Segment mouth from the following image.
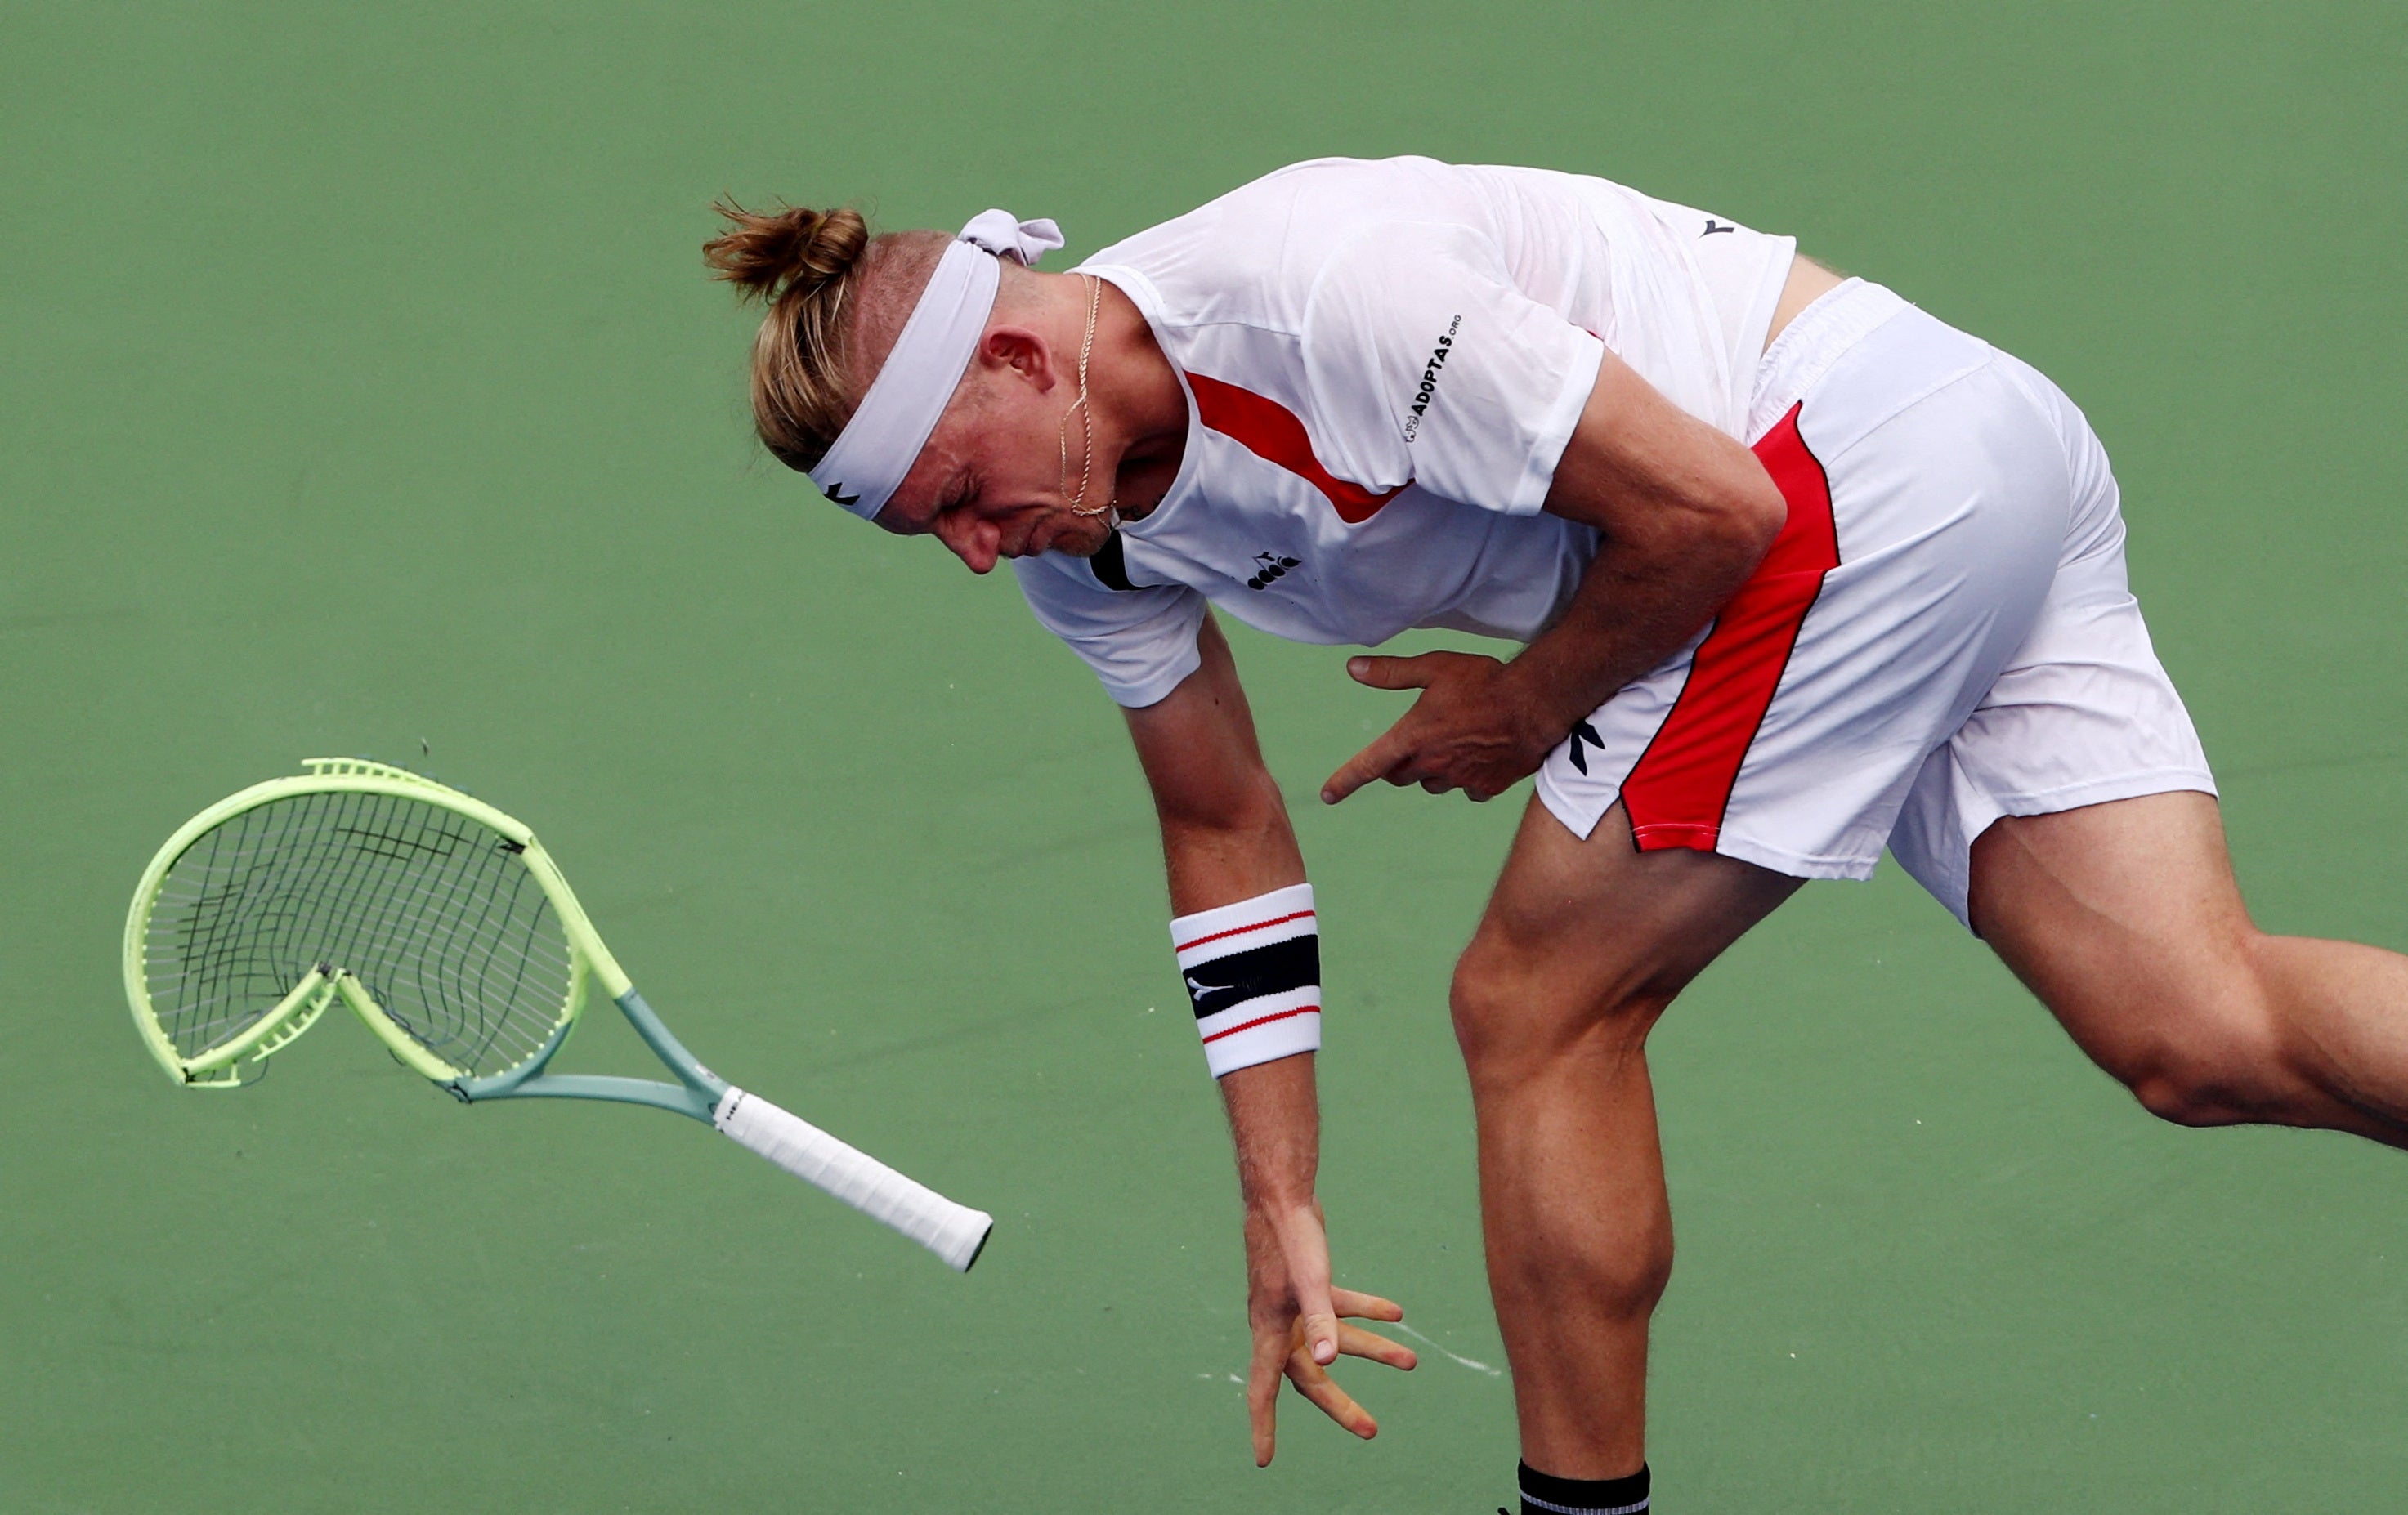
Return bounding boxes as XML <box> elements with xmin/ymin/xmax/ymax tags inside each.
<box><xmin>1015</xmin><ymin>519</ymin><xmax>1066</xmax><ymax>559</ymax></box>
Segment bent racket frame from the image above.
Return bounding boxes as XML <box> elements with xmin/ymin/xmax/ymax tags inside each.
<box><xmin>124</xmin><ymin>758</ymin><xmax>993</xmax><ymax>1271</ymax></box>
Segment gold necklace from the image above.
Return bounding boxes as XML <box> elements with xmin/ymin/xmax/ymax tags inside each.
<box><xmin>1060</xmin><ymin>274</ymin><xmax>1120</xmax><ymax>526</ymax></box>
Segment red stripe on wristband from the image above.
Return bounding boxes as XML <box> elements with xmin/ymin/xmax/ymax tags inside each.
<box><xmin>1199</xmin><ymin>1005</ymin><xmax>1321</xmax><ymax>1044</ymax></box>
<box><xmin>1174</xmin><ymin>909</ymin><xmax>1316</xmax><ymax>954</ymax></box>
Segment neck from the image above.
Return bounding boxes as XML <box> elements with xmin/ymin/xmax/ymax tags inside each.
<box><xmin>1078</xmin><ymin>277</ymin><xmax>1188</xmax><ymax>521</ymax></box>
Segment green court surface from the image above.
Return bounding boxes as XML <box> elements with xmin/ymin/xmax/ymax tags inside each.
<box><xmin>5</xmin><ymin>4</ymin><xmax>2405</xmax><ymax>1510</ymax></box>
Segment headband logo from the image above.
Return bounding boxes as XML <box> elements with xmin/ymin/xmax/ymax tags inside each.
<box><xmin>824</xmin><ymin>485</ymin><xmax>860</xmax><ymax>509</ymax></box>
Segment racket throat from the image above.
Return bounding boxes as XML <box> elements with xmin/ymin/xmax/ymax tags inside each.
<box><xmin>447</xmin><ymin>989</ymin><xmax>727</xmax><ymax>1124</ymax></box>
<box><xmin>611</xmin><ymin>989</ymin><xmax>725</xmax><ymax>1100</ymax></box>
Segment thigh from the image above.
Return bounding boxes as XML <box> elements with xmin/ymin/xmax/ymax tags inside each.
<box><xmin>1887</xmin><ymin>352</ymin><xmax>2218</xmax><ymax>927</ymax></box>
<box><xmin>1968</xmin><ymin>790</ymin><xmax>2254</xmax><ymax>1067</ymax></box>
<box><xmin>1461</xmin><ymin>798</ymin><xmax>1802</xmax><ymax>1059</ymax></box>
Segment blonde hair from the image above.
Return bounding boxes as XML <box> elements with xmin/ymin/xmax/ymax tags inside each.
<box><xmin>703</xmin><ymin>201</ymin><xmax>941</xmax><ymax>474</ymax></box>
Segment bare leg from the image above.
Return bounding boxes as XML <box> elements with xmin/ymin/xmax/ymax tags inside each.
<box><xmin>1971</xmin><ymin>790</ymin><xmax>2408</xmax><ymax>1142</ymax></box>
<box><xmin>1453</xmin><ymin>800</ymin><xmax>1800</xmax><ymax>1478</ymax></box>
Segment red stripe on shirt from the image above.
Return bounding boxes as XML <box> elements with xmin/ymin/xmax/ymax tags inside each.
<box><xmin>1186</xmin><ymin>372</ymin><xmax>1408</xmax><ymax>523</ymax></box>
<box><xmin>1201</xmin><ymin>1005</ymin><xmax>1322</xmax><ymax>1044</ymax></box>
<box><xmin>1618</xmin><ymin>402</ymin><xmax>1840</xmax><ymax>852</ymax></box>
<box><xmin>1174</xmin><ymin>909</ymin><xmax>1317</xmax><ymax>955</ymax></box>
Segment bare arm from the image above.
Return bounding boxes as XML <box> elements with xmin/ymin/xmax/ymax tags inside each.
<box><xmin>1322</xmin><ymin>345</ymin><xmax>1787</xmax><ymax>803</ymax></box>
<box><xmin>1126</xmin><ymin>613</ymin><xmax>1306</xmax><ymax>911</ymax></box>
<box><xmin>1124</xmin><ymin>614</ymin><xmax>1414</xmax><ymax>1464</ymax></box>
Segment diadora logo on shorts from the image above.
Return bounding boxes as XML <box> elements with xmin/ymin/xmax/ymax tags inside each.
<box><xmin>1246</xmin><ymin>551</ymin><xmax>1300</xmax><ymax>591</ymax></box>
<box><xmin>1564</xmin><ymin>719</ymin><xmax>1608</xmax><ymax>775</ymax></box>
<box><xmin>1399</xmin><ymin>314</ymin><xmax>1463</xmax><ymax>442</ymax></box>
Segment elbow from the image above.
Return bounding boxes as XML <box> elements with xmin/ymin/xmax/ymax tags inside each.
<box><xmin>1721</xmin><ymin>467</ymin><xmax>1787</xmax><ymax>570</ymax></box>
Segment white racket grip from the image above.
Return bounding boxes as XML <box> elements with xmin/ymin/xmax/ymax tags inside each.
<box><xmin>711</xmin><ymin>1087</ymin><xmax>993</xmax><ymax>1271</ymax></box>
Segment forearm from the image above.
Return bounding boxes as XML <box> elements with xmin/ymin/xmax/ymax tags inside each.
<box><xmin>1158</xmin><ymin>790</ymin><xmax>1305</xmax><ymax>915</ymax></box>
<box><xmin>1509</xmin><ymin>343</ymin><xmax>1788</xmax><ymax>733</ymax></box>
<box><xmin>1219</xmin><ymin>1050</ymin><xmax>1320</xmax><ymax>1207</ymax></box>
<box><xmin>1502</xmin><ymin>516</ymin><xmax>1768</xmax><ymax>732</ymax></box>
<box><xmin>1164</xmin><ymin>817</ymin><xmax>1323</xmax><ymax>1166</ymax></box>
<box><xmin>1157</xmin><ymin>784</ymin><xmax>1318</xmax><ymax>1209</ymax></box>
<box><xmin>1129</xmin><ymin>615</ymin><xmax>1324</xmax><ymax>1190</ymax></box>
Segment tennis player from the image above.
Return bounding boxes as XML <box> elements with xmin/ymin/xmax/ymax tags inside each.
<box><xmin>705</xmin><ymin>157</ymin><xmax>2408</xmax><ymax>1515</ymax></box>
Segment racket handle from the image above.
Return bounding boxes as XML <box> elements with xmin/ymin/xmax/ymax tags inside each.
<box><xmin>711</xmin><ymin>1088</ymin><xmax>993</xmax><ymax>1271</ymax></box>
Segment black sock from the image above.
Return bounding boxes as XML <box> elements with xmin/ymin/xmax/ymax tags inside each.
<box><xmin>1515</xmin><ymin>1459</ymin><xmax>1649</xmax><ymax>1515</ymax></box>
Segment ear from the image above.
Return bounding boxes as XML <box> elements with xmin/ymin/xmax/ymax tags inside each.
<box><xmin>978</xmin><ymin>324</ymin><xmax>1057</xmax><ymax>391</ymax></box>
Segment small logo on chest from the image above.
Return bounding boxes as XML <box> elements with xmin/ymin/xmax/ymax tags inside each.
<box><xmin>1246</xmin><ymin>552</ymin><xmax>1301</xmax><ymax>591</ymax></box>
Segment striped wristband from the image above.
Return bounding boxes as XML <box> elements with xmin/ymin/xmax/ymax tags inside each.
<box><xmin>1170</xmin><ymin>883</ymin><xmax>1323</xmax><ymax>1078</ymax></box>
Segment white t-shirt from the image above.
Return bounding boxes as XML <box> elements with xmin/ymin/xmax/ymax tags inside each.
<box><xmin>1014</xmin><ymin>156</ymin><xmax>1797</xmax><ymax>707</ymax></box>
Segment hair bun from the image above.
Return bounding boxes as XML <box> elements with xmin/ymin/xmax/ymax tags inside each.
<box><xmin>703</xmin><ymin>201</ymin><xmax>871</xmax><ymax>303</ymax></box>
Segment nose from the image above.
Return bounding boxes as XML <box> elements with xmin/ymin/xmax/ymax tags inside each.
<box><xmin>933</xmin><ymin>513</ymin><xmax>1002</xmax><ymax>575</ymax></box>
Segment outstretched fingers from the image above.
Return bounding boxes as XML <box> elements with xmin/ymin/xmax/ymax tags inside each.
<box><xmin>1329</xmin><ymin>1288</ymin><xmax>1416</xmax><ymax>1369</ymax></box>
<box><xmin>1332</xmin><ymin>1287</ymin><xmax>1404</xmax><ymax>1321</ymax></box>
<box><xmin>1273</xmin><ymin>1215</ymin><xmax>1342</xmax><ymax>1369</ymax></box>
<box><xmin>1336</xmin><ymin>1321</ymin><xmax>1417</xmax><ymax>1371</ymax></box>
<box><xmin>1247</xmin><ymin>1319</ymin><xmax>1287</xmax><ymax>1467</ymax></box>
<box><xmin>1251</xmin><ymin>1204</ymin><xmax>1340</xmax><ymax>1465</ymax></box>
<box><xmin>1322</xmin><ymin>728</ymin><xmax>1412</xmax><ymax>806</ymax></box>
<box><xmin>1242</xmin><ymin>1209</ymin><xmax>1412</xmax><ymax>1464</ymax></box>
<box><xmin>1323</xmin><ymin>650</ymin><xmax>1511</xmax><ymax>804</ymax></box>
<box><xmin>1283</xmin><ymin>1343</ymin><xmax>1378</xmax><ymax>1441</ymax></box>
<box><xmin>1323</xmin><ymin>655</ymin><xmax>1446</xmax><ymax>803</ymax></box>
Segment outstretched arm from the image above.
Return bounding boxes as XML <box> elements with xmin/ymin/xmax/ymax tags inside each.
<box><xmin>1125</xmin><ymin>613</ymin><xmax>1416</xmax><ymax>1465</ymax></box>
<box><xmin>1323</xmin><ymin>346</ymin><xmax>1787</xmax><ymax>803</ymax></box>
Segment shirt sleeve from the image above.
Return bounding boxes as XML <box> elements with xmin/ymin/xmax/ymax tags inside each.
<box><xmin>1011</xmin><ymin>551</ymin><xmax>1209</xmax><ymax>708</ymax></box>
<box><xmin>1300</xmin><ymin>223</ymin><xmax>1605</xmax><ymax>516</ymax></box>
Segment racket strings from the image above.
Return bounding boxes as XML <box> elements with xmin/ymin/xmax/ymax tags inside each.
<box><xmin>145</xmin><ymin>790</ymin><xmax>575</xmax><ymax>1079</ymax></box>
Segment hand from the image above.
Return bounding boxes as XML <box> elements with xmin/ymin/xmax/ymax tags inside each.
<box><xmin>1322</xmin><ymin>651</ymin><xmax>1564</xmax><ymax>805</ymax></box>
<box><xmin>1244</xmin><ymin>1198</ymin><xmax>1417</xmax><ymax>1466</ymax></box>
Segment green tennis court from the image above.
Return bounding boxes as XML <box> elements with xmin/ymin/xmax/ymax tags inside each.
<box><xmin>5</xmin><ymin>4</ymin><xmax>2403</xmax><ymax>1509</ymax></box>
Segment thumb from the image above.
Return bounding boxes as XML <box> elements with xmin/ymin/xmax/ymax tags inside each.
<box><xmin>1345</xmin><ymin>653</ymin><xmax>1441</xmax><ymax>690</ymax></box>
<box><xmin>1296</xmin><ymin>1285</ymin><xmax>1342</xmax><ymax>1367</ymax></box>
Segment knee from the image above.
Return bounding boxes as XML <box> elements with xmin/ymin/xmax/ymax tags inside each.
<box><xmin>2124</xmin><ymin>1054</ymin><xmax>2271</xmax><ymax>1128</ymax></box>
<box><xmin>1445</xmin><ymin>939</ymin><xmax>1520</xmax><ymax>1075</ymax></box>
<box><xmin>2096</xmin><ymin>957</ymin><xmax>2304</xmax><ymax>1128</ymax></box>
<box><xmin>1448</xmin><ymin>933</ymin><xmax>1665</xmax><ymax>1088</ymax></box>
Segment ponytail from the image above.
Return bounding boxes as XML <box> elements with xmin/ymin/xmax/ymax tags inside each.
<box><xmin>703</xmin><ymin>201</ymin><xmax>875</xmax><ymax>472</ymax></box>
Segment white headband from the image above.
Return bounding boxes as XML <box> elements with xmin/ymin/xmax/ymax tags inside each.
<box><xmin>807</xmin><ymin>208</ymin><xmax>1065</xmax><ymax>521</ymax></box>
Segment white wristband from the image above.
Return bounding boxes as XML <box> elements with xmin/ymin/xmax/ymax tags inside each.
<box><xmin>1170</xmin><ymin>883</ymin><xmax>1321</xmax><ymax>1078</ymax></box>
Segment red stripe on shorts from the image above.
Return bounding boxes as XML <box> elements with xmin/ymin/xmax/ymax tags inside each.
<box><xmin>1618</xmin><ymin>402</ymin><xmax>1838</xmax><ymax>853</ymax></box>
<box><xmin>1187</xmin><ymin>372</ymin><xmax>1408</xmax><ymax>523</ymax></box>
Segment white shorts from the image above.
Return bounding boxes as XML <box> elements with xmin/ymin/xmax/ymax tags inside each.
<box><xmin>1533</xmin><ymin>279</ymin><xmax>2216</xmax><ymax>927</ymax></box>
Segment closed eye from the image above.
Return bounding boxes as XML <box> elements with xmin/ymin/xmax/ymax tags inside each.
<box><xmin>893</xmin><ymin>474</ymin><xmax>973</xmax><ymax>538</ymax></box>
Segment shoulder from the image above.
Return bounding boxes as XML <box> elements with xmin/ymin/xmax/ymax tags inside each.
<box><xmin>1082</xmin><ymin>158</ymin><xmax>1504</xmax><ymax>334</ymax></box>
<box><xmin>1302</xmin><ymin>221</ymin><xmax>1515</xmax><ymax>330</ymax></box>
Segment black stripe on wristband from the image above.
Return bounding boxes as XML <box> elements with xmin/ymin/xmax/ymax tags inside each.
<box><xmin>1181</xmin><ymin>934</ymin><xmax>1320</xmax><ymax>1020</ymax></box>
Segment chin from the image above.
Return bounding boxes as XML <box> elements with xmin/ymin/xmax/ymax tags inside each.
<box><xmin>1054</xmin><ymin>517</ymin><xmax>1111</xmax><ymax>558</ymax></box>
